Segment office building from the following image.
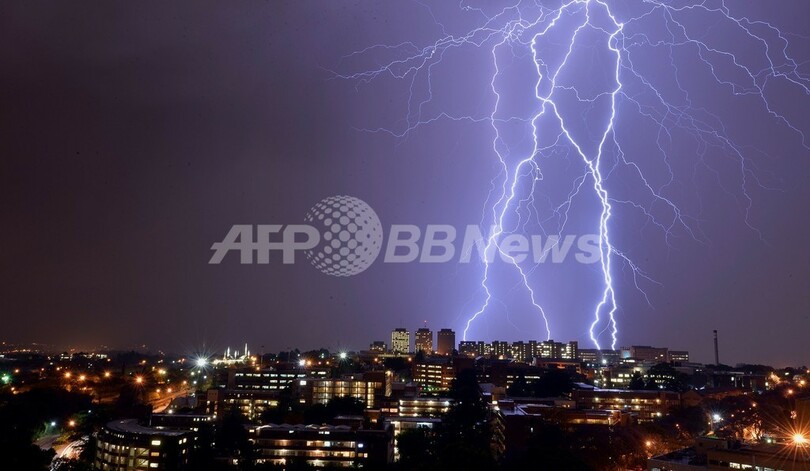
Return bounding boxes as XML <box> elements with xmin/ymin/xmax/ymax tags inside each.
<box><xmin>669</xmin><ymin>350</ymin><xmax>690</xmax><ymax>362</ymax></box>
<box><xmin>572</xmin><ymin>389</ymin><xmax>680</xmax><ymax>422</ymax></box>
<box><xmin>621</xmin><ymin>345</ymin><xmax>669</xmax><ymax>362</ymax></box>
<box><xmin>250</xmin><ymin>423</ymin><xmax>394</xmax><ymax>468</ymax></box>
<box><xmin>580</xmin><ymin>349</ymin><xmax>621</xmax><ymax>366</ymax></box>
<box><xmin>436</xmin><ymin>329</ymin><xmax>455</xmax><ymax>355</ymax></box>
<box><xmin>294</xmin><ymin>373</ymin><xmax>390</xmax><ymax>408</ymax></box>
<box><xmin>412</xmin><ymin>356</ymin><xmax>455</xmax><ymax>391</ymax></box>
<box><xmin>391</xmin><ymin>328</ymin><xmax>410</xmax><ymax>354</ymax></box>
<box><xmin>369</xmin><ymin>341</ymin><xmax>387</xmax><ymax>353</ymax></box>
<box><xmin>459</xmin><ymin>341</ymin><xmax>489</xmax><ymax>357</ymax></box>
<box><xmin>94</xmin><ymin>419</ymin><xmax>194</xmax><ymax>471</ymax></box>
<box><xmin>415</xmin><ymin>328</ymin><xmax>433</xmax><ymax>353</ymax></box>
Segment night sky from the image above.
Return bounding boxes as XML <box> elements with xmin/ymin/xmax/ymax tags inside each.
<box><xmin>1</xmin><ymin>1</ymin><xmax>808</xmax><ymax>366</ymax></box>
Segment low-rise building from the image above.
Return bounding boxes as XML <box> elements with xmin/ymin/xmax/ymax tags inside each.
<box><xmin>572</xmin><ymin>388</ymin><xmax>680</xmax><ymax>422</ymax></box>
<box><xmin>250</xmin><ymin>423</ymin><xmax>394</xmax><ymax>468</ymax></box>
<box><xmin>649</xmin><ymin>437</ymin><xmax>810</xmax><ymax>471</ymax></box>
<box><xmin>94</xmin><ymin>419</ymin><xmax>194</xmax><ymax>471</ymax></box>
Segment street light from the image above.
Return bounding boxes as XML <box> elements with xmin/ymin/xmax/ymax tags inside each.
<box><xmin>793</xmin><ymin>433</ymin><xmax>808</xmax><ymax>445</ymax></box>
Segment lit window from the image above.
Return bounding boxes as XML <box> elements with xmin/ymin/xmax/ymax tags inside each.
<box><xmin>150</xmin><ymin>440</ymin><xmax>161</xmax><ymax>446</ymax></box>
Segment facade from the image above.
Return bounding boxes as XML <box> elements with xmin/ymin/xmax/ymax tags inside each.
<box><xmin>572</xmin><ymin>389</ymin><xmax>681</xmax><ymax>422</ymax></box>
<box><xmin>580</xmin><ymin>349</ymin><xmax>622</xmax><ymax>366</ymax></box>
<box><xmin>457</xmin><ymin>339</ymin><xmax>578</xmax><ymax>361</ymax></box>
<box><xmin>294</xmin><ymin>374</ymin><xmax>390</xmax><ymax>408</ymax></box>
<box><xmin>250</xmin><ymin>423</ymin><xmax>394</xmax><ymax>469</ymax></box>
<box><xmin>398</xmin><ymin>397</ymin><xmax>452</xmax><ymax>417</ymax></box>
<box><xmin>492</xmin><ymin>341</ymin><xmax>510</xmax><ymax>358</ymax></box>
<box><xmin>94</xmin><ymin>419</ymin><xmax>194</xmax><ymax>471</ymax></box>
<box><xmin>669</xmin><ymin>350</ymin><xmax>690</xmax><ymax>362</ymax></box>
<box><xmin>621</xmin><ymin>345</ymin><xmax>669</xmax><ymax>362</ymax></box>
<box><xmin>436</xmin><ymin>329</ymin><xmax>455</xmax><ymax>355</ymax></box>
<box><xmin>369</xmin><ymin>341</ymin><xmax>387</xmax><ymax>353</ymax></box>
<box><xmin>391</xmin><ymin>328</ymin><xmax>410</xmax><ymax>354</ymax></box>
<box><xmin>537</xmin><ymin>340</ymin><xmax>579</xmax><ymax>360</ymax></box>
<box><xmin>414</xmin><ymin>328</ymin><xmax>433</xmax><ymax>353</ymax></box>
<box><xmin>459</xmin><ymin>341</ymin><xmax>490</xmax><ymax>357</ymax></box>
<box><xmin>206</xmin><ymin>388</ymin><xmax>280</xmax><ymax>419</ymax></box>
<box><xmin>412</xmin><ymin>356</ymin><xmax>455</xmax><ymax>391</ymax></box>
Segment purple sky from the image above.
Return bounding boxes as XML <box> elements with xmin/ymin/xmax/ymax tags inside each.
<box><xmin>1</xmin><ymin>1</ymin><xmax>808</xmax><ymax>366</ymax></box>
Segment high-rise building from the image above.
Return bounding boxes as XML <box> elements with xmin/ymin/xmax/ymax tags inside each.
<box><xmin>391</xmin><ymin>328</ymin><xmax>410</xmax><ymax>354</ymax></box>
<box><xmin>369</xmin><ymin>341</ymin><xmax>387</xmax><ymax>353</ymax></box>
<box><xmin>436</xmin><ymin>329</ymin><xmax>455</xmax><ymax>355</ymax></box>
<box><xmin>415</xmin><ymin>328</ymin><xmax>433</xmax><ymax>353</ymax></box>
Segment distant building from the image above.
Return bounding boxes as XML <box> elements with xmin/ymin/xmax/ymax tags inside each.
<box><xmin>250</xmin><ymin>423</ymin><xmax>394</xmax><ymax>469</ymax></box>
<box><xmin>415</xmin><ymin>328</ymin><xmax>433</xmax><ymax>353</ymax></box>
<box><xmin>621</xmin><ymin>345</ymin><xmax>669</xmax><ymax>362</ymax></box>
<box><xmin>436</xmin><ymin>329</ymin><xmax>455</xmax><ymax>355</ymax></box>
<box><xmin>391</xmin><ymin>328</ymin><xmax>410</xmax><ymax>354</ymax></box>
<box><xmin>580</xmin><ymin>349</ymin><xmax>621</xmax><ymax>366</ymax></box>
<box><xmin>572</xmin><ymin>389</ymin><xmax>680</xmax><ymax>422</ymax></box>
<box><xmin>536</xmin><ymin>340</ymin><xmax>579</xmax><ymax>360</ymax></box>
<box><xmin>492</xmin><ymin>341</ymin><xmax>510</xmax><ymax>358</ymax></box>
<box><xmin>669</xmin><ymin>350</ymin><xmax>690</xmax><ymax>362</ymax></box>
<box><xmin>459</xmin><ymin>341</ymin><xmax>489</xmax><ymax>357</ymax></box>
<box><xmin>95</xmin><ymin>419</ymin><xmax>194</xmax><ymax>471</ymax></box>
<box><xmin>457</xmin><ymin>339</ymin><xmax>578</xmax><ymax>361</ymax></box>
<box><xmin>369</xmin><ymin>341</ymin><xmax>387</xmax><ymax>353</ymax></box>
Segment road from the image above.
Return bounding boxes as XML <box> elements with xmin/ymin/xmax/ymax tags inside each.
<box><xmin>149</xmin><ymin>386</ymin><xmax>191</xmax><ymax>412</ymax></box>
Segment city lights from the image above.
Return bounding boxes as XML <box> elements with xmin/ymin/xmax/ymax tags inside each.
<box><xmin>793</xmin><ymin>433</ymin><xmax>808</xmax><ymax>446</ymax></box>
<box><xmin>195</xmin><ymin>358</ymin><xmax>208</xmax><ymax>368</ymax></box>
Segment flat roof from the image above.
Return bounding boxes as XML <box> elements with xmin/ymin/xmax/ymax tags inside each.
<box><xmin>105</xmin><ymin>419</ymin><xmax>189</xmax><ymax>437</ymax></box>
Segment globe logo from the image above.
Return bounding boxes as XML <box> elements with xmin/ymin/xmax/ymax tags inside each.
<box><xmin>304</xmin><ymin>196</ymin><xmax>383</xmax><ymax>276</ymax></box>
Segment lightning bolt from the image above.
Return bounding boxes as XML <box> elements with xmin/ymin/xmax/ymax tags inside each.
<box><xmin>335</xmin><ymin>0</ymin><xmax>809</xmax><ymax>349</ymax></box>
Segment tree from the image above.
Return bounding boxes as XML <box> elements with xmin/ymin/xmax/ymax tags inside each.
<box><xmin>396</xmin><ymin>427</ymin><xmax>435</xmax><ymax>469</ymax></box>
<box><xmin>628</xmin><ymin>372</ymin><xmax>645</xmax><ymax>390</ymax></box>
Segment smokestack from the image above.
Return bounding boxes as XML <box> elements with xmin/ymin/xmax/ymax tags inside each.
<box><xmin>713</xmin><ymin>330</ymin><xmax>720</xmax><ymax>365</ymax></box>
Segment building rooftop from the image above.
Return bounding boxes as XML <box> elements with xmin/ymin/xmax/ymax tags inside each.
<box><xmin>105</xmin><ymin>419</ymin><xmax>189</xmax><ymax>437</ymax></box>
